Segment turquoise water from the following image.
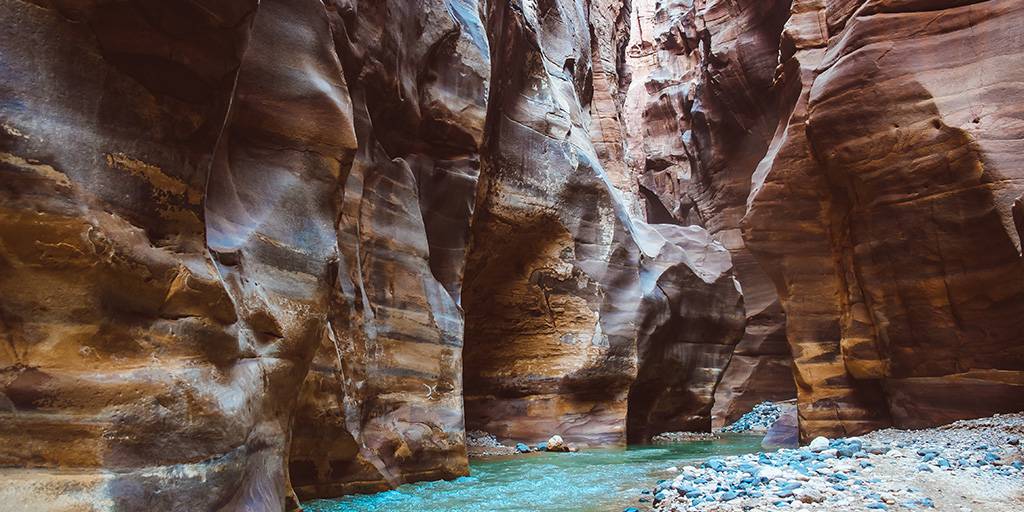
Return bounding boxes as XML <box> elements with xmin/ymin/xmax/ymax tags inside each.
<box><xmin>304</xmin><ymin>434</ymin><xmax>763</xmax><ymax>512</ymax></box>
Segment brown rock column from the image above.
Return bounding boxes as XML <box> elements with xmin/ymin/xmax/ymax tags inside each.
<box><xmin>0</xmin><ymin>0</ymin><xmax>353</xmax><ymax>509</ymax></box>
<box><xmin>745</xmin><ymin>0</ymin><xmax>1024</xmax><ymax>439</ymax></box>
<box><xmin>621</xmin><ymin>0</ymin><xmax>797</xmax><ymax>427</ymax></box>
<box><xmin>287</xmin><ymin>0</ymin><xmax>491</xmax><ymax>499</ymax></box>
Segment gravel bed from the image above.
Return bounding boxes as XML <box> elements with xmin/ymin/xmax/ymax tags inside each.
<box><xmin>639</xmin><ymin>413</ymin><xmax>1024</xmax><ymax>512</ymax></box>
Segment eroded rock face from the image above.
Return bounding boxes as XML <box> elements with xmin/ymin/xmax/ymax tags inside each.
<box><xmin>621</xmin><ymin>0</ymin><xmax>1024</xmax><ymax>439</ymax></box>
<box><xmin>1</xmin><ymin>1</ymin><xmax>335</xmax><ymax>510</ymax></box>
<box><xmin>7</xmin><ymin>0</ymin><xmax>1023</xmax><ymax>507</ymax></box>
<box><xmin>1</xmin><ymin>0</ymin><xmax>749</xmax><ymax>508</ymax></box>
<box><xmin>622</xmin><ymin>0</ymin><xmax>797</xmax><ymax>427</ymax></box>
<box><xmin>627</xmin><ymin>225</ymin><xmax>745</xmax><ymax>442</ymax></box>
<box><xmin>744</xmin><ymin>0</ymin><xmax>1024</xmax><ymax>439</ymax></box>
<box><xmin>461</xmin><ymin>0</ymin><xmax>745</xmax><ymax>446</ymax></box>
<box><xmin>286</xmin><ymin>0</ymin><xmax>490</xmax><ymax>499</ymax></box>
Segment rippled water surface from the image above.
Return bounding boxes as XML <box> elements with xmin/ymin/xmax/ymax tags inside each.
<box><xmin>304</xmin><ymin>434</ymin><xmax>763</xmax><ymax>512</ymax></box>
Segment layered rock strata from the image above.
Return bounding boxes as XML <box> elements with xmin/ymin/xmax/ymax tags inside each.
<box><xmin>622</xmin><ymin>0</ymin><xmax>1024</xmax><ymax>440</ymax></box>
<box><xmin>462</xmin><ymin>0</ymin><xmax>744</xmax><ymax>447</ymax></box>
<box><xmin>742</xmin><ymin>0</ymin><xmax>1024</xmax><ymax>438</ymax></box>
<box><xmin>621</xmin><ymin>0</ymin><xmax>797</xmax><ymax>427</ymax></box>
<box><xmin>5</xmin><ymin>0</ymin><xmax>1024</xmax><ymax>508</ymax></box>
<box><xmin>1</xmin><ymin>0</ymin><xmax>748</xmax><ymax>509</ymax></box>
<box><xmin>286</xmin><ymin>0</ymin><xmax>490</xmax><ymax>499</ymax></box>
<box><xmin>1</xmin><ymin>1</ymin><xmax>329</xmax><ymax>509</ymax></box>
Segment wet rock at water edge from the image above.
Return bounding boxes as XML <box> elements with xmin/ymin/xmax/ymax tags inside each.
<box><xmin>652</xmin><ymin>432</ymin><xmax>721</xmax><ymax>443</ymax></box>
<box><xmin>546</xmin><ymin>435</ymin><xmax>570</xmax><ymax>452</ymax></box>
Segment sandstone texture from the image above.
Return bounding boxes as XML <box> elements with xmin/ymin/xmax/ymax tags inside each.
<box><xmin>620</xmin><ymin>0</ymin><xmax>1024</xmax><ymax>441</ymax></box>
<box><xmin>0</xmin><ymin>0</ymin><xmax>747</xmax><ymax>509</ymax></box>
<box><xmin>462</xmin><ymin>0</ymin><xmax>744</xmax><ymax>448</ymax></box>
<box><xmin>3</xmin><ymin>0</ymin><xmax>1024</xmax><ymax>509</ymax></box>
<box><xmin>286</xmin><ymin>0</ymin><xmax>490</xmax><ymax>499</ymax></box>
<box><xmin>622</xmin><ymin>0</ymin><xmax>798</xmax><ymax>427</ymax></box>
<box><xmin>744</xmin><ymin>0</ymin><xmax>1024</xmax><ymax>439</ymax></box>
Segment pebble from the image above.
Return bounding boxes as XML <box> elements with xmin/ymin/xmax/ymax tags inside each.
<box><xmin>808</xmin><ymin>437</ymin><xmax>830</xmax><ymax>452</ymax></box>
<box><xmin>720</xmin><ymin>401</ymin><xmax>785</xmax><ymax>433</ymax></box>
<box><xmin>644</xmin><ymin>411</ymin><xmax>1024</xmax><ymax>512</ymax></box>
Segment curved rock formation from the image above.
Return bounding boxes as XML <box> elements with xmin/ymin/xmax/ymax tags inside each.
<box><xmin>1</xmin><ymin>0</ymin><xmax>749</xmax><ymax>508</ymax></box>
<box><xmin>4</xmin><ymin>0</ymin><xmax>1024</xmax><ymax>509</ymax></box>
<box><xmin>621</xmin><ymin>0</ymin><xmax>1024</xmax><ymax>441</ymax></box>
<box><xmin>627</xmin><ymin>225</ymin><xmax>744</xmax><ymax>442</ymax></box>
<box><xmin>743</xmin><ymin>0</ymin><xmax>1024</xmax><ymax>439</ymax></box>
<box><xmin>621</xmin><ymin>0</ymin><xmax>797</xmax><ymax>426</ymax></box>
<box><xmin>462</xmin><ymin>0</ymin><xmax>744</xmax><ymax>447</ymax></box>
<box><xmin>0</xmin><ymin>2</ymin><xmax>309</xmax><ymax>510</ymax></box>
<box><xmin>286</xmin><ymin>0</ymin><xmax>490</xmax><ymax>499</ymax></box>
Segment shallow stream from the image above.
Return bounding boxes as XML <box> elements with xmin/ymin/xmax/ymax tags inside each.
<box><xmin>304</xmin><ymin>434</ymin><xmax>763</xmax><ymax>512</ymax></box>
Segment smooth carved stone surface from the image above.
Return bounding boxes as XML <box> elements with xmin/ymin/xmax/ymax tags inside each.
<box><xmin>1</xmin><ymin>0</ymin><xmax>753</xmax><ymax>508</ymax></box>
<box><xmin>462</xmin><ymin>0</ymin><xmax>745</xmax><ymax>447</ymax></box>
<box><xmin>286</xmin><ymin>0</ymin><xmax>490</xmax><ymax>500</ymax></box>
<box><xmin>0</xmin><ymin>1</ymin><xmax>333</xmax><ymax>510</ymax></box>
<box><xmin>627</xmin><ymin>225</ymin><xmax>745</xmax><ymax>442</ymax></box>
<box><xmin>744</xmin><ymin>0</ymin><xmax>1024</xmax><ymax>439</ymax></box>
<box><xmin>622</xmin><ymin>0</ymin><xmax>796</xmax><ymax>428</ymax></box>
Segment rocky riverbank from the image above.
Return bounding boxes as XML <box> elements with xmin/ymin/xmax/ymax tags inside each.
<box><xmin>652</xmin><ymin>432</ymin><xmax>722</xmax><ymax>443</ymax></box>
<box><xmin>642</xmin><ymin>413</ymin><xmax>1024</xmax><ymax>511</ymax></box>
<box><xmin>466</xmin><ymin>432</ymin><xmax>579</xmax><ymax>458</ymax></box>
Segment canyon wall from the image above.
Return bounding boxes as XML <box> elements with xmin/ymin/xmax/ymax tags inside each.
<box><xmin>0</xmin><ymin>0</ymin><xmax>746</xmax><ymax>509</ymax></box>
<box><xmin>0</xmin><ymin>2</ymin><xmax>316</xmax><ymax>510</ymax></box>
<box><xmin>286</xmin><ymin>0</ymin><xmax>490</xmax><ymax>499</ymax></box>
<box><xmin>630</xmin><ymin>0</ymin><xmax>1024</xmax><ymax>439</ymax></box>
<box><xmin>622</xmin><ymin>0</ymin><xmax>797</xmax><ymax>426</ymax></box>
<box><xmin>744</xmin><ymin>0</ymin><xmax>1024</xmax><ymax>439</ymax></box>
<box><xmin>4</xmin><ymin>0</ymin><xmax>1024</xmax><ymax>509</ymax></box>
<box><xmin>461</xmin><ymin>0</ymin><xmax>743</xmax><ymax>448</ymax></box>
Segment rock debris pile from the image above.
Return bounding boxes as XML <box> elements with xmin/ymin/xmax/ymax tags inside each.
<box><xmin>720</xmin><ymin>401</ymin><xmax>785</xmax><ymax>433</ymax></box>
<box><xmin>646</xmin><ymin>413</ymin><xmax>1024</xmax><ymax>511</ymax></box>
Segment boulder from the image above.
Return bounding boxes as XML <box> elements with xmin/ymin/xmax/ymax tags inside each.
<box><xmin>762</xmin><ymin>404</ymin><xmax>799</xmax><ymax>450</ymax></box>
<box><xmin>808</xmin><ymin>437</ymin><xmax>831</xmax><ymax>453</ymax></box>
<box><xmin>546</xmin><ymin>435</ymin><xmax>568</xmax><ymax>453</ymax></box>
